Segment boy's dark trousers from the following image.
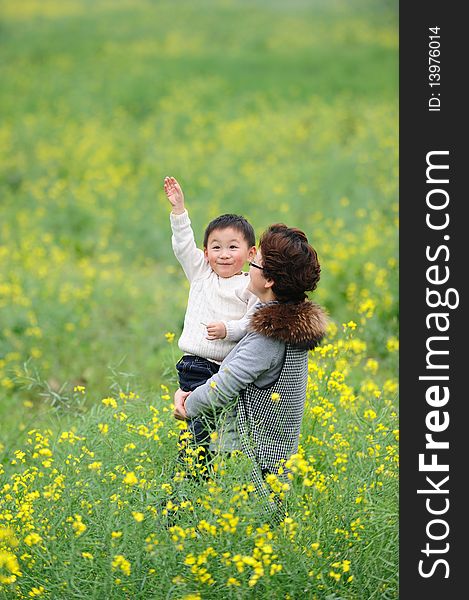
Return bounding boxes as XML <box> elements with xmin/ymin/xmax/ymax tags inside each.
<box><xmin>175</xmin><ymin>355</ymin><xmax>220</xmax><ymax>476</ymax></box>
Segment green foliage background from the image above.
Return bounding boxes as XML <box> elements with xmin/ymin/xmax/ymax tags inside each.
<box><xmin>1</xmin><ymin>0</ymin><xmax>397</xmax><ymax>431</ymax></box>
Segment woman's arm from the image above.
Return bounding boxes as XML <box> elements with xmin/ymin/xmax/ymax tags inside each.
<box><xmin>184</xmin><ymin>332</ymin><xmax>284</xmax><ymax>418</ymax></box>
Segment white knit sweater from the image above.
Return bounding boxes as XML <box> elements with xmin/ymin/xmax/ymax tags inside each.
<box><xmin>170</xmin><ymin>210</ymin><xmax>258</xmax><ymax>363</ymax></box>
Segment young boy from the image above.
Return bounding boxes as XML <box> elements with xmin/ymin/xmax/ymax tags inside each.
<box><xmin>164</xmin><ymin>176</ymin><xmax>257</xmax><ymax>470</ymax></box>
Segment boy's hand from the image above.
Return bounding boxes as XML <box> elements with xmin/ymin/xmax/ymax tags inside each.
<box><xmin>206</xmin><ymin>322</ymin><xmax>227</xmax><ymax>340</ymax></box>
<box><xmin>164</xmin><ymin>176</ymin><xmax>185</xmax><ymax>215</ymax></box>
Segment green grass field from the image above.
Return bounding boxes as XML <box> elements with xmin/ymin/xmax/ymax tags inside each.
<box><xmin>1</xmin><ymin>0</ymin><xmax>398</xmax><ymax>597</ymax></box>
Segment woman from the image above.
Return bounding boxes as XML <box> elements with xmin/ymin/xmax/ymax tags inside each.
<box><xmin>174</xmin><ymin>224</ymin><xmax>327</xmax><ymax>506</ymax></box>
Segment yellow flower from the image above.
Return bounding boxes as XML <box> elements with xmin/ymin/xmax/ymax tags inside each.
<box><xmin>28</xmin><ymin>586</ymin><xmax>45</xmax><ymax>597</ymax></box>
<box><xmin>386</xmin><ymin>336</ymin><xmax>399</xmax><ymax>352</ymax></box>
<box><xmin>364</xmin><ymin>409</ymin><xmax>377</xmax><ymax>420</ymax></box>
<box><xmin>102</xmin><ymin>397</ymin><xmax>117</xmax><ymax>408</ymax></box>
<box><xmin>0</xmin><ymin>549</ymin><xmax>22</xmax><ymax>583</ymax></box>
<box><xmin>112</xmin><ymin>554</ymin><xmax>131</xmax><ymax>576</ymax></box>
<box><xmin>1</xmin><ymin>378</ymin><xmax>14</xmax><ymax>390</ymax></box>
<box><xmin>383</xmin><ymin>379</ymin><xmax>398</xmax><ymax>395</ymax></box>
<box><xmin>0</xmin><ymin>528</ymin><xmax>18</xmax><ymax>547</ymax></box>
<box><xmin>67</xmin><ymin>514</ymin><xmax>87</xmax><ymax>536</ymax></box>
<box><xmin>165</xmin><ymin>332</ymin><xmax>175</xmax><ymax>343</ymax></box>
<box><xmin>123</xmin><ymin>471</ymin><xmax>138</xmax><ymax>486</ymax></box>
<box><xmin>111</xmin><ymin>531</ymin><xmax>123</xmax><ymax>539</ymax></box>
<box><xmin>24</xmin><ymin>532</ymin><xmax>42</xmax><ymax>546</ymax></box>
<box><xmin>358</xmin><ymin>298</ymin><xmax>376</xmax><ymax>318</ymax></box>
<box><xmin>81</xmin><ymin>552</ymin><xmax>93</xmax><ymax>560</ymax></box>
<box><xmin>132</xmin><ymin>511</ymin><xmax>144</xmax><ymax>523</ymax></box>
<box><xmin>73</xmin><ymin>385</ymin><xmax>85</xmax><ymax>393</ymax></box>
<box><xmin>364</xmin><ymin>358</ymin><xmax>379</xmax><ymax>374</ymax></box>
<box><xmin>270</xmin><ymin>563</ymin><xmax>283</xmax><ymax>575</ymax></box>
<box><xmin>98</xmin><ymin>423</ymin><xmax>109</xmax><ymax>434</ymax></box>
<box><xmin>271</xmin><ymin>392</ymin><xmax>280</xmax><ymax>403</ymax></box>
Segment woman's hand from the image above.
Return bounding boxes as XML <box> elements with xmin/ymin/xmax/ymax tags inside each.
<box><xmin>173</xmin><ymin>388</ymin><xmax>191</xmax><ymax>420</ymax></box>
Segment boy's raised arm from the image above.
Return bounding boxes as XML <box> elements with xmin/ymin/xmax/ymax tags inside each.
<box><xmin>164</xmin><ymin>176</ymin><xmax>185</xmax><ymax>215</ymax></box>
<box><xmin>164</xmin><ymin>176</ymin><xmax>208</xmax><ymax>281</ymax></box>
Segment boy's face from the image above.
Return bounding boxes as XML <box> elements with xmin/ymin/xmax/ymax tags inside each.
<box><xmin>204</xmin><ymin>227</ymin><xmax>256</xmax><ymax>278</ymax></box>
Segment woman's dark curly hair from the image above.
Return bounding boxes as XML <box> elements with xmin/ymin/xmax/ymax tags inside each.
<box><xmin>259</xmin><ymin>224</ymin><xmax>321</xmax><ymax>303</ymax></box>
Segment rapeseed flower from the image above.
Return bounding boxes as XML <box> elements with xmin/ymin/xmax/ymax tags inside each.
<box><xmin>131</xmin><ymin>511</ymin><xmax>144</xmax><ymax>522</ymax></box>
<box><xmin>364</xmin><ymin>409</ymin><xmax>377</xmax><ymax>420</ymax></box>
<box><xmin>112</xmin><ymin>554</ymin><xmax>131</xmax><ymax>576</ymax></box>
<box><xmin>0</xmin><ymin>549</ymin><xmax>22</xmax><ymax>584</ymax></box>
<box><xmin>67</xmin><ymin>515</ymin><xmax>87</xmax><ymax>536</ymax></box>
<box><xmin>386</xmin><ymin>336</ymin><xmax>399</xmax><ymax>352</ymax></box>
<box><xmin>23</xmin><ymin>533</ymin><xmax>42</xmax><ymax>547</ymax></box>
<box><xmin>123</xmin><ymin>471</ymin><xmax>138</xmax><ymax>486</ymax></box>
<box><xmin>102</xmin><ymin>397</ymin><xmax>117</xmax><ymax>408</ymax></box>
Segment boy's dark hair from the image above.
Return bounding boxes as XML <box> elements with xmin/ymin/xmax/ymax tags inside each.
<box><xmin>203</xmin><ymin>214</ymin><xmax>256</xmax><ymax>248</ymax></box>
<box><xmin>259</xmin><ymin>223</ymin><xmax>321</xmax><ymax>303</ymax></box>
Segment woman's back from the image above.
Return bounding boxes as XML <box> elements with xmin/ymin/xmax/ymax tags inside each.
<box><xmin>238</xmin><ymin>344</ymin><xmax>308</xmax><ymax>474</ymax></box>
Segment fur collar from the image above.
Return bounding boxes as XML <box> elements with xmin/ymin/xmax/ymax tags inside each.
<box><xmin>249</xmin><ymin>301</ymin><xmax>328</xmax><ymax>350</ymax></box>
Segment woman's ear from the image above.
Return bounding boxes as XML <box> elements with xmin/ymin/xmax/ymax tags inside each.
<box><xmin>264</xmin><ymin>278</ymin><xmax>275</xmax><ymax>290</ymax></box>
